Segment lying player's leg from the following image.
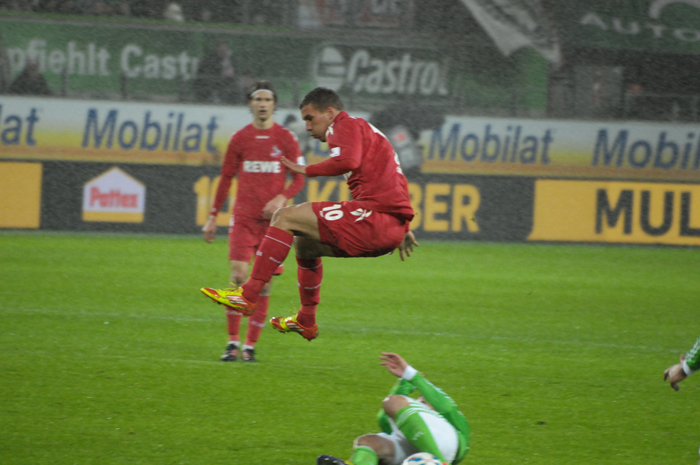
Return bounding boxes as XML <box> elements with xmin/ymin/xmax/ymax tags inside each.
<box><xmin>316</xmin><ymin>433</ymin><xmax>395</xmax><ymax>465</ymax></box>
<box><xmin>383</xmin><ymin>395</ymin><xmax>457</xmax><ymax>464</ymax></box>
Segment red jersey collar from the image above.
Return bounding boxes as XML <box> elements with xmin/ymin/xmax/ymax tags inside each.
<box><xmin>326</xmin><ymin>111</ymin><xmax>349</xmax><ymax>138</ymax></box>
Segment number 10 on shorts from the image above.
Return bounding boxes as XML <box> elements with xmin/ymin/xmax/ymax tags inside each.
<box><xmin>320</xmin><ymin>204</ymin><xmax>344</xmax><ymax>221</ymax></box>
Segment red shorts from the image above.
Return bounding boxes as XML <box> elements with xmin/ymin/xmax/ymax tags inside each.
<box><xmin>228</xmin><ymin>215</ymin><xmax>270</xmax><ymax>262</ymax></box>
<box><xmin>312</xmin><ymin>200</ymin><xmax>410</xmax><ymax>258</ymax></box>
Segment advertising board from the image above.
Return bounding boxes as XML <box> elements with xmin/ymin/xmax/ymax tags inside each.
<box><xmin>2</xmin><ymin>96</ymin><xmax>699</xmax><ymax>246</ymax></box>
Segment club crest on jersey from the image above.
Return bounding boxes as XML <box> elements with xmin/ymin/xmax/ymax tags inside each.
<box><xmin>351</xmin><ymin>208</ymin><xmax>372</xmax><ymax>222</ymax></box>
<box><xmin>270</xmin><ymin>145</ymin><xmax>282</xmax><ymax>158</ymax></box>
<box><xmin>330</xmin><ymin>147</ymin><xmax>341</xmax><ymax>158</ymax></box>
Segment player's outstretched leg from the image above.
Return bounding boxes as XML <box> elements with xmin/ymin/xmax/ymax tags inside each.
<box><xmin>200</xmin><ymin>285</ymin><xmax>256</xmax><ymax>316</ymax></box>
<box><xmin>269</xmin><ymin>313</ymin><xmax>319</xmax><ymax>341</ymax></box>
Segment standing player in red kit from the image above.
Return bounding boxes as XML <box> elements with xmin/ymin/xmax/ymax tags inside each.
<box><xmin>202</xmin><ymin>81</ymin><xmax>305</xmax><ymax>361</ymax></box>
<box><xmin>201</xmin><ymin>87</ymin><xmax>418</xmax><ymax>341</ymax></box>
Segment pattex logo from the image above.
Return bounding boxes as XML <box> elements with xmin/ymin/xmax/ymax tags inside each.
<box><xmin>82</xmin><ymin>167</ymin><xmax>146</xmax><ymax>223</ymax></box>
<box><xmin>311</xmin><ymin>45</ymin><xmax>449</xmax><ymax>96</ymax></box>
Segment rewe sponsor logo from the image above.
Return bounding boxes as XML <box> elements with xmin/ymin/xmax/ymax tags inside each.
<box><xmin>242</xmin><ymin>160</ymin><xmax>281</xmax><ymax>173</ymax></box>
<box><xmin>82</xmin><ymin>167</ymin><xmax>146</xmax><ymax>223</ymax></box>
<box><xmin>312</xmin><ymin>45</ymin><xmax>449</xmax><ymax>96</ymax></box>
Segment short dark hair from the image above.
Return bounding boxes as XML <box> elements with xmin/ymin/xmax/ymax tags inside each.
<box><xmin>299</xmin><ymin>87</ymin><xmax>344</xmax><ymax>111</ymax></box>
<box><xmin>247</xmin><ymin>80</ymin><xmax>278</xmax><ymax>103</ymax></box>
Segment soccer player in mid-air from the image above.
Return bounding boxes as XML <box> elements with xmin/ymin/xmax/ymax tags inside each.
<box><xmin>202</xmin><ymin>80</ymin><xmax>304</xmax><ymax>362</ymax></box>
<box><xmin>201</xmin><ymin>87</ymin><xmax>418</xmax><ymax>341</ymax></box>
<box><xmin>317</xmin><ymin>352</ymin><xmax>470</xmax><ymax>465</ymax></box>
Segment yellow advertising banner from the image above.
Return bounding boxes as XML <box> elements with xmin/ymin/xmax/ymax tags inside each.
<box><xmin>529</xmin><ymin>180</ymin><xmax>700</xmax><ymax>245</ymax></box>
<box><xmin>0</xmin><ymin>161</ymin><xmax>42</xmax><ymax>228</ymax></box>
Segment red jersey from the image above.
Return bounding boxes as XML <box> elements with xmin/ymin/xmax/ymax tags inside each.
<box><xmin>305</xmin><ymin>111</ymin><xmax>414</xmax><ymax>221</ymax></box>
<box><xmin>211</xmin><ymin>122</ymin><xmax>305</xmax><ymax>220</ymax></box>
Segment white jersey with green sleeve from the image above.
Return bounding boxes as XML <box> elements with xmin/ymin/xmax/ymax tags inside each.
<box><xmin>376</xmin><ymin>374</ymin><xmax>470</xmax><ymax>464</ymax></box>
<box><xmin>684</xmin><ymin>337</ymin><xmax>700</xmax><ymax>375</ymax></box>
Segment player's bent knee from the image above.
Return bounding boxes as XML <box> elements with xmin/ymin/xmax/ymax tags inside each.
<box><xmin>270</xmin><ymin>205</ymin><xmax>295</xmax><ymax>230</ymax></box>
<box><xmin>294</xmin><ymin>236</ymin><xmax>323</xmax><ymax>259</ymax></box>
<box><xmin>382</xmin><ymin>395</ymin><xmax>410</xmax><ymax>418</ymax></box>
<box><xmin>354</xmin><ymin>434</ymin><xmax>394</xmax><ymax>462</ymax></box>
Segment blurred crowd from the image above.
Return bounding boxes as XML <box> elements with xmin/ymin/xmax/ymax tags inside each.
<box><xmin>0</xmin><ymin>0</ymin><xmax>289</xmax><ymax>25</ymax></box>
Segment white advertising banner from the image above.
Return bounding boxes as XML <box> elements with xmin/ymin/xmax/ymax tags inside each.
<box><xmin>1</xmin><ymin>95</ymin><xmax>700</xmax><ymax>182</ymax></box>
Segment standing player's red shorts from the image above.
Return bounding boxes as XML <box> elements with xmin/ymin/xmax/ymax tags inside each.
<box><xmin>228</xmin><ymin>215</ymin><xmax>270</xmax><ymax>262</ymax></box>
<box><xmin>312</xmin><ymin>200</ymin><xmax>410</xmax><ymax>258</ymax></box>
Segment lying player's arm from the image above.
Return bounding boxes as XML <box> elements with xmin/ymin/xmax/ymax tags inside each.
<box><xmin>408</xmin><ymin>373</ymin><xmax>469</xmax><ymax>435</ymax></box>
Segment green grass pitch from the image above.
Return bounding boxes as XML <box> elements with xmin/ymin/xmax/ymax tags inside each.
<box><xmin>1</xmin><ymin>231</ymin><xmax>699</xmax><ymax>465</ymax></box>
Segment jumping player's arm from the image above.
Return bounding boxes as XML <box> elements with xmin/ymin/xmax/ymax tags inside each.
<box><xmin>664</xmin><ymin>336</ymin><xmax>700</xmax><ymax>390</ymax></box>
<box><xmin>203</xmin><ymin>134</ymin><xmax>241</xmax><ymax>242</ymax></box>
<box><xmin>263</xmin><ymin>133</ymin><xmax>306</xmax><ymax>218</ymax></box>
<box><xmin>283</xmin><ymin>119</ymin><xmax>363</xmax><ymax>178</ymax></box>
<box><xmin>398</xmin><ymin>231</ymin><xmax>419</xmax><ymax>261</ymax></box>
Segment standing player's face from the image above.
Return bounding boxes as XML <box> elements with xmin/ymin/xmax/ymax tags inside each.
<box><xmin>249</xmin><ymin>91</ymin><xmax>275</xmax><ymax>123</ymax></box>
<box><xmin>300</xmin><ymin>104</ymin><xmax>333</xmax><ymax>142</ymax></box>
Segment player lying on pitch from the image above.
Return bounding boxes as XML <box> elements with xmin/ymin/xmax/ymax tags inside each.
<box><xmin>317</xmin><ymin>352</ymin><xmax>470</xmax><ymax>465</ymax></box>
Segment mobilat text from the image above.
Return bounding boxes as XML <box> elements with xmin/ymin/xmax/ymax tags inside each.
<box><xmin>593</xmin><ymin>129</ymin><xmax>700</xmax><ymax>170</ymax></box>
<box><xmin>82</xmin><ymin>109</ymin><xmax>219</xmax><ymax>153</ymax></box>
<box><xmin>0</xmin><ymin>105</ymin><xmax>39</xmax><ymax>146</ymax></box>
<box><xmin>428</xmin><ymin>123</ymin><xmax>553</xmax><ymax>164</ymax></box>
<box><xmin>8</xmin><ymin>40</ymin><xmax>199</xmax><ymax>80</ymax></box>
